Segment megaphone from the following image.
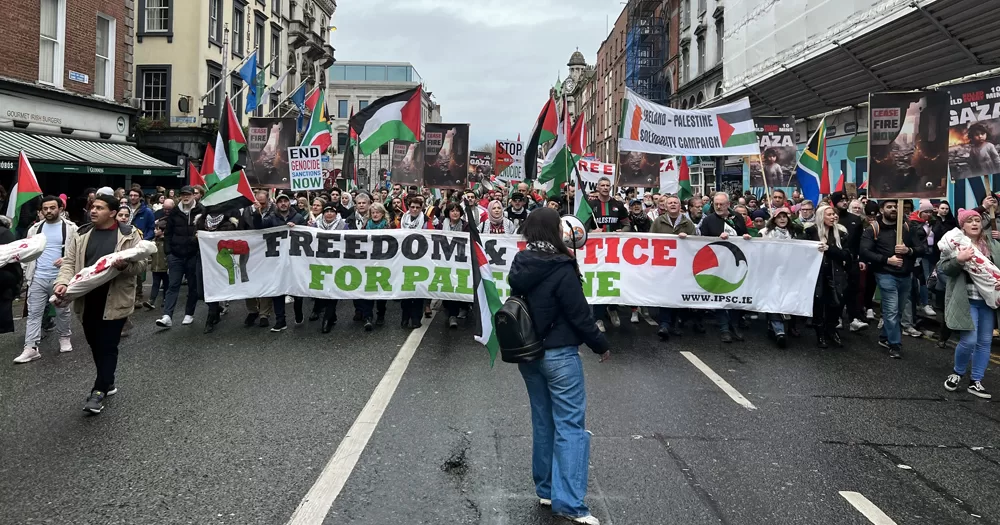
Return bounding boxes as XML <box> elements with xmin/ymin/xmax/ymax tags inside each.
<box><xmin>560</xmin><ymin>215</ymin><xmax>588</xmax><ymax>249</ymax></box>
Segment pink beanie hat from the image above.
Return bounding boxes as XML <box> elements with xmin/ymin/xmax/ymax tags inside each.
<box><xmin>957</xmin><ymin>208</ymin><xmax>979</xmax><ymax>225</ymax></box>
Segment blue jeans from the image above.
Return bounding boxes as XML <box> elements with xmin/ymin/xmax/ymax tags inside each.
<box><xmin>918</xmin><ymin>260</ymin><xmax>932</xmax><ymax>306</ymax></box>
<box><xmin>767</xmin><ymin>313</ymin><xmax>785</xmax><ymax>335</ymax></box>
<box><xmin>954</xmin><ymin>299</ymin><xmax>994</xmax><ymax>381</ymax></box>
<box><xmin>876</xmin><ymin>273</ymin><xmax>911</xmax><ymax>346</ymax></box>
<box><xmin>657</xmin><ymin>308</ymin><xmax>675</xmax><ymax>330</ymax></box>
<box><xmin>715</xmin><ymin>310</ymin><xmax>732</xmax><ymax>333</ymax></box>
<box><xmin>518</xmin><ymin>346</ymin><xmax>591</xmax><ymax>518</ymax></box>
<box><xmin>164</xmin><ymin>254</ymin><xmax>199</xmax><ymax>318</ymax></box>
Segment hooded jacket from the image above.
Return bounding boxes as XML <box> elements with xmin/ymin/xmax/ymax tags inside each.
<box><xmin>130</xmin><ymin>200</ymin><xmax>156</xmax><ymax>240</ymax></box>
<box><xmin>508</xmin><ymin>249</ymin><xmax>609</xmax><ymax>354</ymax></box>
<box><xmin>164</xmin><ymin>199</ymin><xmax>205</xmax><ymax>258</ymax></box>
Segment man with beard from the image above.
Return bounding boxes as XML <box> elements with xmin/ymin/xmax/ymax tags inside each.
<box><xmin>831</xmin><ymin>191</ymin><xmax>869</xmax><ymax>333</ymax></box>
<box><xmin>196</xmin><ymin>205</ymin><xmax>240</xmax><ymax>333</ymax></box>
<box><xmin>156</xmin><ymin>186</ymin><xmax>204</xmax><ymax>329</ymax></box>
<box><xmin>686</xmin><ymin>197</ymin><xmax>704</xmax><ymax>233</ymax></box>
<box><xmin>260</xmin><ymin>191</ymin><xmax>307</xmax><ymax>332</ymax></box>
<box><xmin>14</xmin><ymin>196</ymin><xmax>77</xmax><ymax>364</ymax></box>
<box><xmin>505</xmin><ymin>192</ymin><xmax>530</xmax><ymax>232</ymax></box>
<box><xmin>700</xmin><ymin>193</ymin><xmax>751</xmax><ymax>343</ymax></box>
<box><xmin>860</xmin><ymin>200</ymin><xmax>920</xmax><ymax>359</ymax></box>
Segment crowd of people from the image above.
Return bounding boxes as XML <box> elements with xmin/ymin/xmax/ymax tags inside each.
<box><xmin>4</xmin><ymin>178</ymin><xmax>996</xmax><ymax>414</ymax></box>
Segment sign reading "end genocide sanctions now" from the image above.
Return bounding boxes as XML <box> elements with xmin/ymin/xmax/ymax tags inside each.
<box><xmin>198</xmin><ymin>229</ymin><xmax>823</xmax><ymax>316</ymax></box>
<box><xmin>288</xmin><ymin>146</ymin><xmax>324</xmax><ymax>191</ymax></box>
<box><xmin>619</xmin><ymin>88</ymin><xmax>761</xmax><ymax>157</ymax></box>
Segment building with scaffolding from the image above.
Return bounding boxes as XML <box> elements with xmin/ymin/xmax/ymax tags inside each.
<box><xmin>626</xmin><ymin>0</ymin><xmax>669</xmax><ymax>106</ymax></box>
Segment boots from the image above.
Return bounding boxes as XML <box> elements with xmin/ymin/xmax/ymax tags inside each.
<box><xmin>816</xmin><ymin>331</ymin><xmax>829</xmax><ymax>349</ymax></box>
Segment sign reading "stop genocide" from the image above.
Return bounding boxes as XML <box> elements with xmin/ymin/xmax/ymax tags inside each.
<box><xmin>288</xmin><ymin>146</ymin><xmax>323</xmax><ymax>191</ymax></box>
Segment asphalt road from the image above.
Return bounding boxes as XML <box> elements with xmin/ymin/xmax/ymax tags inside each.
<box><xmin>0</xmin><ymin>296</ymin><xmax>998</xmax><ymax>525</ymax></box>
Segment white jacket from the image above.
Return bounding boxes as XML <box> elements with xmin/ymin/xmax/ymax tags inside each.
<box><xmin>24</xmin><ymin>218</ymin><xmax>78</xmax><ymax>285</ymax></box>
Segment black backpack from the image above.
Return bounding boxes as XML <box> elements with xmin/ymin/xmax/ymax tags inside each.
<box><xmin>495</xmin><ymin>296</ymin><xmax>548</xmax><ymax>363</ymax></box>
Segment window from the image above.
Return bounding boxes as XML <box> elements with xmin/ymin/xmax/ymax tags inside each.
<box><xmin>338</xmin><ymin>99</ymin><xmax>348</xmax><ymax>117</ymax></box>
<box><xmin>359</xmin><ymin>100</ymin><xmax>369</xmax><ymax>110</ymax></box>
<box><xmin>208</xmin><ymin>0</ymin><xmax>221</xmax><ymax>44</ymax></box>
<box><xmin>144</xmin><ymin>0</ymin><xmax>169</xmax><ymax>31</ymax></box>
<box><xmin>231</xmin><ymin>78</ymin><xmax>243</xmax><ymax>117</ymax></box>
<box><xmin>271</xmin><ymin>0</ymin><xmax>280</xmax><ymax>17</ymax></box>
<box><xmin>254</xmin><ymin>17</ymin><xmax>265</xmax><ymax>65</ymax></box>
<box><xmin>337</xmin><ymin>133</ymin><xmax>348</xmax><ymax>152</ymax></box>
<box><xmin>681</xmin><ymin>0</ymin><xmax>690</xmax><ymax>29</ymax></box>
<box><xmin>387</xmin><ymin>66</ymin><xmax>409</xmax><ymax>82</ymax></box>
<box><xmin>207</xmin><ymin>67</ymin><xmax>221</xmax><ymax>106</ymax></box>
<box><xmin>94</xmin><ymin>15</ymin><xmax>115</xmax><ymax>98</ymax></box>
<box><xmin>380</xmin><ymin>144</ymin><xmax>389</xmax><ymax>155</ymax></box>
<box><xmin>345</xmin><ymin>65</ymin><xmax>365</xmax><ymax>81</ymax></box>
<box><xmin>270</xmin><ymin>92</ymin><xmax>280</xmax><ymax>113</ymax></box>
<box><xmin>366</xmin><ymin>65</ymin><xmax>386</xmax><ymax>81</ymax></box>
<box><xmin>331</xmin><ymin>65</ymin><xmax>346</xmax><ymax>81</ymax></box>
<box><xmin>698</xmin><ymin>0</ymin><xmax>707</xmax><ymax>15</ymax></box>
<box><xmin>270</xmin><ymin>29</ymin><xmax>279</xmax><ymax>76</ymax></box>
<box><xmin>39</xmin><ymin>0</ymin><xmax>65</xmax><ymax>86</ymax></box>
<box><xmin>232</xmin><ymin>4</ymin><xmax>244</xmax><ymax>57</ymax></box>
<box><xmin>680</xmin><ymin>47</ymin><xmax>689</xmax><ymax>84</ymax></box>
<box><xmin>697</xmin><ymin>35</ymin><xmax>705</xmax><ymax>76</ymax></box>
<box><xmin>716</xmin><ymin>18</ymin><xmax>724</xmax><ymax>65</ymax></box>
<box><xmin>138</xmin><ymin>66</ymin><xmax>169</xmax><ymax>121</ymax></box>
<box><xmin>696</xmin><ymin>92</ymin><xmax>704</xmax><ymax>105</ymax></box>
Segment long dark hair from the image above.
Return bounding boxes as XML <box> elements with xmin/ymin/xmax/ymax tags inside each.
<box><xmin>520</xmin><ymin>208</ymin><xmax>574</xmax><ymax>259</ymax></box>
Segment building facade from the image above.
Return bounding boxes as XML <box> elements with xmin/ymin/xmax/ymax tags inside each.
<box><xmin>327</xmin><ymin>61</ymin><xmax>440</xmax><ymax>188</ymax></box>
<box><xmin>593</xmin><ymin>7</ymin><xmax>629</xmax><ymax>164</ymax></box>
<box><xmin>0</xmin><ymin>0</ymin><xmax>180</xmax><ymax>211</ymax></box>
<box><xmin>132</xmin><ymin>0</ymin><xmax>336</xmax><ymax>174</ymax></box>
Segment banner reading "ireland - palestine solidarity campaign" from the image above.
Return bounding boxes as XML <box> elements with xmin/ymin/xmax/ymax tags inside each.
<box><xmin>198</xmin><ymin>228</ymin><xmax>823</xmax><ymax>315</ymax></box>
<box><xmin>619</xmin><ymin>88</ymin><xmax>761</xmax><ymax>156</ymax></box>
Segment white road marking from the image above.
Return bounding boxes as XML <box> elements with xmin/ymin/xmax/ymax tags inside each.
<box><xmin>679</xmin><ymin>351</ymin><xmax>757</xmax><ymax>410</ymax></box>
<box><xmin>839</xmin><ymin>491</ymin><xmax>899</xmax><ymax>525</ymax></box>
<box><xmin>640</xmin><ymin>309</ymin><xmax>658</xmax><ymax>326</ymax></box>
<box><xmin>286</xmin><ymin>311</ymin><xmax>438</xmax><ymax>525</ymax></box>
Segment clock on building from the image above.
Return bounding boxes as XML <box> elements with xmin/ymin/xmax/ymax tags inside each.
<box><xmin>563</xmin><ymin>78</ymin><xmax>576</xmax><ymax>94</ymax></box>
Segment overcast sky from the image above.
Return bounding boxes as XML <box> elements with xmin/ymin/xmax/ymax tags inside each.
<box><xmin>331</xmin><ymin>0</ymin><xmax>626</xmax><ymax>148</ymax></box>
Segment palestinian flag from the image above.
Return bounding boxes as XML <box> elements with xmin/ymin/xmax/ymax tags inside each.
<box><xmin>524</xmin><ymin>97</ymin><xmax>558</xmax><ymax>182</ymax></box>
<box><xmin>835</xmin><ymin>170</ymin><xmax>845</xmax><ymax>193</ymax></box>
<box><xmin>678</xmin><ymin>156</ymin><xmax>693</xmax><ymax>202</ymax></box>
<box><xmin>188</xmin><ymin>163</ymin><xmax>205</xmax><ymax>187</ymax></box>
<box><xmin>795</xmin><ymin>117</ymin><xmax>828</xmax><ymax>205</ymax></box>
<box><xmin>210</xmin><ymin>96</ymin><xmax>247</xmax><ymax>187</ymax></box>
<box><xmin>466</xmin><ymin>203</ymin><xmax>502</xmax><ymax>367</ymax></box>
<box><xmin>538</xmin><ymin>102</ymin><xmax>573</xmax><ymax>198</ymax></box>
<box><xmin>569</xmin><ymin>113</ymin><xmax>587</xmax><ymax>157</ymax></box>
<box><xmin>301</xmin><ymin>90</ymin><xmax>332</xmax><ymax>152</ymax></box>
<box><xmin>573</xmin><ymin>161</ymin><xmax>594</xmax><ymax>225</ymax></box>
<box><xmin>191</xmin><ymin>141</ymin><xmax>213</xmax><ymax>186</ymax></box>
<box><xmin>714</xmin><ymin>106</ymin><xmax>758</xmax><ymax>149</ymax></box>
<box><xmin>350</xmin><ymin>86</ymin><xmax>422</xmax><ymax>156</ymax></box>
<box><xmin>341</xmin><ymin>107</ymin><xmax>358</xmax><ymax>187</ymax></box>
<box><xmin>201</xmin><ymin>168</ymin><xmax>254</xmax><ymax>213</ymax></box>
<box><xmin>6</xmin><ymin>152</ymin><xmax>42</xmax><ymax>226</ymax></box>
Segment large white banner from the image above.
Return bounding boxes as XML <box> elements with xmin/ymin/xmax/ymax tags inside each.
<box><xmin>575</xmin><ymin>158</ymin><xmax>678</xmax><ymax>194</ymax></box>
<box><xmin>619</xmin><ymin>88</ymin><xmax>760</xmax><ymax>156</ymax></box>
<box><xmin>199</xmin><ymin>228</ymin><xmax>822</xmax><ymax>315</ymax></box>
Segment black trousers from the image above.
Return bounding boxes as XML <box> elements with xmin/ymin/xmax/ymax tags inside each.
<box><xmin>354</xmin><ymin>299</ymin><xmax>386</xmax><ymax>320</ymax></box>
<box><xmin>82</xmin><ymin>309</ymin><xmax>127</xmax><ymax>393</ymax></box>
<box><xmin>317</xmin><ymin>299</ymin><xmax>338</xmax><ymax>322</ymax></box>
<box><xmin>272</xmin><ymin>295</ymin><xmax>303</xmax><ymax>323</ymax></box>
<box><xmin>813</xmin><ymin>293</ymin><xmax>843</xmax><ymax>336</ymax></box>
<box><xmin>400</xmin><ymin>299</ymin><xmax>423</xmax><ymax>324</ymax></box>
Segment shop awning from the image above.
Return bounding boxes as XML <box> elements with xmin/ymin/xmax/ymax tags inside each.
<box><xmin>725</xmin><ymin>0</ymin><xmax>1000</xmax><ymax>119</ymax></box>
<box><xmin>0</xmin><ymin>129</ymin><xmax>181</xmax><ymax>177</ymax></box>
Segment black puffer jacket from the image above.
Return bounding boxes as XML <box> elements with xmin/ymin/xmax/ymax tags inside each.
<box><xmin>164</xmin><ymin>201</ymin><xmax>204</xmax><ymax>258</ymax></box>
<box><xmin>508</xmin><ymin>249</ymin><xmax>608</xmax><ymax>354</ymax></box>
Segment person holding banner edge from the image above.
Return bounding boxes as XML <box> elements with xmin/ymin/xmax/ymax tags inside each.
<box><xmin>259</xmin><ymin>191</ymin><xmax>307</xmax><ymax>332</ymax></box>
<box><xmin>700</xmin><ymin>193</ymin><xmax>752</xmax><ymax>343</ymax></box>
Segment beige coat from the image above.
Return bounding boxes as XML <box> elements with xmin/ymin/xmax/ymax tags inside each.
<box><xmin>54</xmin><ymin>223</ymin><xmax>146</xmax><ymax>320</ymax></box>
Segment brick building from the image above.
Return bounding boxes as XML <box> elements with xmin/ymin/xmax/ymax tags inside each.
<box><xmin>0</xmin><ymin>0</ymin><xmax>179</xmax><ymax>215</ymax></box>
<box><xmin>593</xmin><ymin>8</ymin><xmax>629</xmax><ymax>163</ymax></box>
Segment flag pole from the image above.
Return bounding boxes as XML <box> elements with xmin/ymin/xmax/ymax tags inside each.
<box><xmin>201</xmin><ymin>42</ymin><xmax>260</xmax><ymax>102</ymax></box>
<box><xmin>262</xmin><ymin>71</ymin><xmax>303</xmax><ymax>117</ymax></box>
<box><xmin>219</xmin><ymin>24</ymin><xmax>229</xmax><ymax>120</ymax></box>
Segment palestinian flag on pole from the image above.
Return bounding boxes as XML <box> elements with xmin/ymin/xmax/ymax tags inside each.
<box><xmin>210</xmin><ymin>96</ymin><xmax>247</xmax><ymax>187</ymax></box>
<box><xmin>301</xmin><ymin>90</ymin><xmax>333</xmax><ymax>152</ymax></box>
<box><xmin>191</xmin><ymin>141</ymin><xmax>213</xmax><ymax>186</ymax></box>
<box><xmin>466</xmin><ymin>203</ymin><xmax>502</xmax><ymax>367</ymax></box>
<box><xmin>524</xmin><ymin>97</ymin><xmax>558</xmax><ymax>182</ymax></box>
<box><xmin>678</xmin><ymin>156</ymin><xmax>693</xmax><ymax>202</ymax></box>
<box><xmin>340</xmin><ymin>107</ymin><xmax>359</xmax><ymax>188</ymax></box>
<box><xmin>538</xmin><ymin>101</ymin><xmax>573</xmax><ymax>198</ymax></box>
<box><xmin>350</xmin><ymin>86</ymin><xmax>422</xmax><ymax>156</ymax></box>
<box><xmin>6</xmin><ymin>151</ymin><xmax>42</xmax><ymax>226</ymax></box>
<box><xmin>201</xmin><ymin>168</ymin><xmax>254</xmax><ymax>213</ymax></box>
<box><xmin>569</xmin><ymin>114</ymin><xmax>587</xmax><ymax>157</ymax></box>
<box><xmin>573</xmin><ymin>163</ymin><xmax>594</xmax><ymax>225</ymax></box>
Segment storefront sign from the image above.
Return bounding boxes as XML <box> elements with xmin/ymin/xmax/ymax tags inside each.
<box><xmin>0</xmin><ymin>92</ymin><xmax>130</xmax><ymax>137</ymax></box>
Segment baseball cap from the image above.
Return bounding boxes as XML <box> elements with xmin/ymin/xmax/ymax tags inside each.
<box><xmin>276</xmin><ymin>190</ymin><xmax>293</xmax><ymax>201</ymax></box>
<box><xmin>179</xmin><ymin>185</ymin><xmax>194</xmax><ymax>195</ymax></box>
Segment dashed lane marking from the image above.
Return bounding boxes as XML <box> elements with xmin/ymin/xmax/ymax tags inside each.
<box><xmin>286</xmin><ymin>311</ymin><xmax>438</xmax><ymax>525</ymax></box>
<box><xmin>679</xmin><ymin>351</ymin><xmax>757</xmax><ymax>410</ymax></box>
<box><xmin>839</xmin><ymin>491</ymin><xmax>899</xmax><ymax>525</ymax></box>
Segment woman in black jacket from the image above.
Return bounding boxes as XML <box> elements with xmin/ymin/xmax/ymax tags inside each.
<box><xmin>0</xmin><ymin>216</ymin><xmax>22</xmax><ymax>334</ymax></box>
<box><xmin>507</xmin><ymin>208</ymin><xmax>609</xmax><ymax>525</ymax></box>
<box><xmin>805</xmin><ymin>205</ymin><xmax>851</xmax><ymax>348</ymax></box>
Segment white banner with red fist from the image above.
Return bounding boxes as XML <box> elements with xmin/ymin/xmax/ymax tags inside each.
<box><xmin>198</xmin><ymin>229</ymin><xmax>822</xmax><ymax>315</ymax></box>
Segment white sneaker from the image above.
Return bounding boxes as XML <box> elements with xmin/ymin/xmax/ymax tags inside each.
<box><xmin>921</xmin><ymin>305</ymin><xmax>936</xmax><ymax>316</ymax></box>
<box><xmin>539</xmin><ymin>498</ymin><xmax>552</xmax><ymax>506</ymax></box>
<box><xmin>608</xmin><ymin>309</ymin><xmax>620</xmax><ymax>328</ymax></box>
<box><xmin>182</xmin><ymin>315</ymin><xmax>195</xmax><ymax>325</ymax></box>
<box><xmin>59</xmin><ymin>336</ymin><xmax>72</xmax><ymax>353</ymax></box>
<box><xmin>596</xmin><ymin>320</ymin><xmax>606</xmax><ymax>333</ymax></box>
<box><xmin>13</xmin><ymin>346</ymin><xmax>41</xmax><ymax>364</ymax></box>
<box><xmin>904</xmin><ymin>326</ymin><xmax>922</xmax><ymax>338</ymax></box>
<box><xmin>877</xmin><ymin>319</ymin><xmax>884</xmax><ymax>330</ymax></box>
<box><xmin>155</xmin><ymin>315</ymin><xmax>172</xmax><ymax>328</ymax></box>
<box><xmin>285</xmin><ymin>296</ymin><xmax>294</xmax><ymax>304</ymax></box>
<box><xmin>836</xmin><ymin>319</ymin><xmax>843</xmax><ymax>329</ymax></box>
<box><xmin>630</xmin><ymin>311</ymin><xmax>640</xmax><ymax>324</ymax></box>
<box><xmin>565</xmin><ymin>515</ymin><xmax>600</xmax><ymax>525</ymax></box>
<box><xmin>849</xmin><ymin>319</ymin><xmax>868</xmax><ymax>332</ymax></box>
<box><xmin>866</xmin><ymin>309</ymin><xmax>876</xmax><ymax>320</ymax></box>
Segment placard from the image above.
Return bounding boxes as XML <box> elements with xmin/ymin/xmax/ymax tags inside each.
<box><xmin>288</xmin><ymin>146</ymin><xmax>324</xmax><ymax>191</ymax></box>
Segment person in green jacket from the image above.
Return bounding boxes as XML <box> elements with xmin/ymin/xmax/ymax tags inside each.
<box><xmin>940</xmin><ymin>208</ymin><xmax>999</xmax><ymax>400</ymax></box>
